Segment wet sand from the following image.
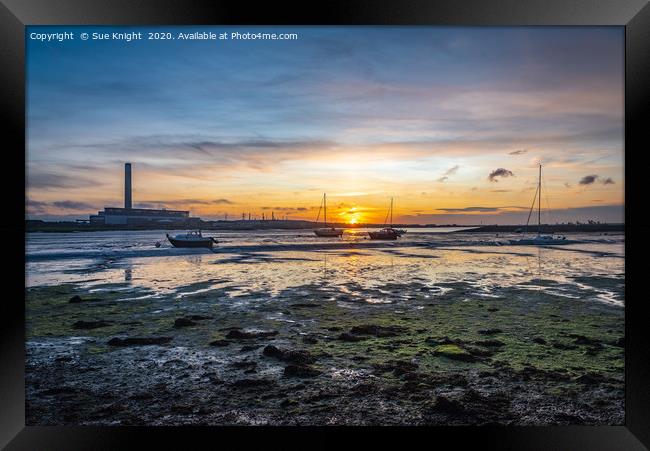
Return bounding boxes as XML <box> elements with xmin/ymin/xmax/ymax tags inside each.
<box><xmin>25</xmin><ymin>233</ymin><xmax>624</xmax><ymax>425</ymax></box>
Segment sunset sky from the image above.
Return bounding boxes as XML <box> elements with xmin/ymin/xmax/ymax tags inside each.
<box><xmin>26</xmin><ymin>26</ymin><xmax>624</xmax><ymax>224</ymax></box>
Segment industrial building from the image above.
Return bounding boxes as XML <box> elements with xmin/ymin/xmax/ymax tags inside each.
<box><xmin>90</xmin><ymin>163</ymin><xmax>197</xmax><ymax>226</ymax></box>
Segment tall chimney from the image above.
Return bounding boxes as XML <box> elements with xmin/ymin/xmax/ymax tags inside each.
<box><xmin>124</xmin><ymin>163</ymin><xmax>132</xmax><ymax>209</ymax></box>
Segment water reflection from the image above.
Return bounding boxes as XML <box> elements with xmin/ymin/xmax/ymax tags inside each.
<box><xmin>26</xmin><ymin>236</ymin><xmax>624</xmax><ymax>307</ymax></box>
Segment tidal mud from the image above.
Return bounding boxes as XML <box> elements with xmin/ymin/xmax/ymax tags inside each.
<box><xmin>26</xmin><ymin>274</ymin><xmax>624</xmax><ymax>425</ymax></box>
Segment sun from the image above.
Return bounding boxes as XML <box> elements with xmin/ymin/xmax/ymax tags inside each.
<box><xmin>348</xmin><ymin>217</ymin><xmax>358</xmax><ymax>224</ymax></box>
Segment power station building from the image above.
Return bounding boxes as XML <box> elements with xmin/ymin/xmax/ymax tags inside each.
<box><xmin>89</xmin><ymin>163</ymin><xmax>196</xmax><ymax>226</ymax></box>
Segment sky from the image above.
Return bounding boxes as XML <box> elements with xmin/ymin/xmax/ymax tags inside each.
<box><xmin>26</xmin><ymin>26</ymin><xmax>624</xmax><ymax>224</ymax></box>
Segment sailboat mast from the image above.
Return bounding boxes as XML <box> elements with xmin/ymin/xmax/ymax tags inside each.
<box><xmin>390</xmin><ymin>198</ymin><xmax>393</xmax><ymax>226</ymax></box>
<box><xmin>538</xmin><ymin>164</ymin><xmax>542</xmax><ymax>234</ymax></box>
<box><xmin>324</xmin><ymin>193</ymin><xmax>327</xmax><ymax>227</ymax></box>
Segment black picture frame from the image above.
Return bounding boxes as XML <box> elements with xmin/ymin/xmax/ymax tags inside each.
<box><xmin>2</xmin><ymin>0</ymin><xmax>648</xmax><ymax>448</ymax></box>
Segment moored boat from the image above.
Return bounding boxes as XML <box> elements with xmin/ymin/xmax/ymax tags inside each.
<box><xmin>166</xmin><ymin>230</ymin><xmax>218</xmax><ymax>248</ymax></box>
<box><xmin>368</xmin><ymin>228</ymin><xmax>399</xmax><ymax>240</ymax></box>
<box><xmin>509</xmin><ymin>165</ymin><xmax>572</xmax><ymax>246</ymax></box>
<box><xmin>369</xmin><ymin>198</ymin><xmax>400</xmax><ymax>240</ymax></box>
<box><xmin>314</xmin><ymin>193</ymin><xmax>344</xmax><ymax>237</ymax></box>
<box><xmin>315</xmin><ymin>227</ymin><xmax>344</xmax><ymax>237</ymax></box>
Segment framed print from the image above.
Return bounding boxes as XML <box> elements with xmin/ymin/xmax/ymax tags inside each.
<box><xmin>2</xmin><ymin>0</ymin><xmax>649</xmax><ymax>448</ymax></box>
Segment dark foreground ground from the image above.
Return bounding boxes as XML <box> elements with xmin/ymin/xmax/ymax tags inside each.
<box><xmin>25</xmin><ymin>277</ymin><xmax>624</xmax><ymax>425</ymax></box>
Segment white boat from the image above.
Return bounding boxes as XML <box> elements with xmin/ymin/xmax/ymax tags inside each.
<box><xmin>166</xmin><ymin>230</ymin><xmax>218</xmax><ymax>248</ymax></box>
<box><xmin>509</xmin><ymin>165</ymin><xmax>571</xmax><ymax>246</ymax></box>
<box><xmin>314</xmin><ymin>193</ymin><xmax>344</xmax><ymax>237</ymax></box>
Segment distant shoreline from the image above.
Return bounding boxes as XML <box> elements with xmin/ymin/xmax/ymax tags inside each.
<box><xmin>25</xmin><ymin>220</ymin><xmax>624</xmax><ymax>234</ymax></box>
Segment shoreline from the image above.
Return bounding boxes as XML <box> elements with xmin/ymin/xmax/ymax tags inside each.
<box><xmin>25</xmin><ymin>222</ymin><xmax>624</xmax><ymax>234</ymax></box>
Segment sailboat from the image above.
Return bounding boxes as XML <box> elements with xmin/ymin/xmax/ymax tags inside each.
<box><xmin>314</xmin><ymin>193</ymin><xmax>344</xmax><ymax>237</ymax></box>
<box><xmin>509</xmin><ymin>164</ymin><xmax>569</xmax><ymax>246</ymax></box>
<box><xmin>368</xmin><ymin>198</ymin><xmax>400</xmax><ymax>240</ymax></box>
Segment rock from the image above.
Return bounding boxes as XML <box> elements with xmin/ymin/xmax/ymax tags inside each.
<box><xmin>487</xmin><ymin>307</ymin><xmax>499</xmax><ymax>312</ymax></box>
<box><xmin>225</xmin><ymin>329</ymin><xmax>279</xmax><ymax>339</ymax></box>
<box><xmin>465</xmin><ymin>346</ymin><xmax>496</xmax><ymax>357</ymax></box>
<box><xmin>614</xmin><ymin>337</ymin><xmax>624</xmax><ymax>347</ymax></box>
<box><xmin>302</xmin><ymin>335</ymin><xmax>318</xmax><ymax>344</ymax></box>
<box><xmin>338</xmin><ymin>324</ymin><xmax>407</xmax><ymax>342</ymax></box>
<box><xmin>337</xmin><ymin>332</ymin><xmax>366</xmax><ymax>342</ymax></box>
<box><xmin>574</xmin><ymin>373</ymin><xmax>607</xmax><ymax>386</ymax></box>
<box><xmin>68</xmin><ymin>295</ymin><xmax>99</xmax><ymax>304</ymax></box>
<box><xmin>532</xmin><ymin>337</ymin><xmax>547</xmax><ymax>345</ymax></box>
<box><xmin>72</xmin><ymin>320</ymin><xmax>111</xmax><ymax>330</ymax></box>
<box><xmin>209</xmin><ymin>339</ymin><xmax>230</xmax><ymax>347</ymax></box>
<box><xmin>373</xmin><ymin>360</ymin><xmax>419</xmax><ymax>375</ymax></box>
<box><xmin>327</xmin><ymin>326</ymin><xmax>342</xmax><ymax>331</ymax></box>
<box><xmin>475</xmin><ymin>339</ymin><xmax>505</xmax><ymax>347</ymax></box>
<box><xmin>107</xmin><ymin>337</ymin><xmax>172</xmax><ymax>347</ymax></box>
<box><xmin>431</xmin><ymin>344</ymin><xmax>477</xmax><ymax>362</ymax></box>
<box><xmin>230</xmin><ymin>360</ymin><xmax>257</xmax><ymax>370</ymax></box>
<box><xmin>174</xmin><ymin>318</ymin><xmax>197</xmax><ymax>328</ymax></box>
<box><xmin>283</xmin><ymin>364</ymin><xmax>321</xmax><ymax>378</ymax></box>
<box><xmin>552</xmin><ymin>341</ymin><xmax>578</xmax><ymax>350</ymax></box>
<box><xmin>290</xmin><ymin>303</ymin><xmax>320</xmax><ymax>308</ymax></box>
<box><xmin>478</xmin><ymin>328</ymin><xmax>503</xmax><ymax>335</ymax></box>
<box><xmin>568</xmin><ymin>334</ymin><xmax>601</xmax><ymax>346</ymax></box>
<box><xmin>263</xmin><ymin>345</ymin><xmax>315</xmax><ymax>364</ymax></box>
<box><xmin>188</xmin><ymin>315</ymin><xmax>212</xmax><ymax>320</ymax></box>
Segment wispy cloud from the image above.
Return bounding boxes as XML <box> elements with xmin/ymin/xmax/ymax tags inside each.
<box><xmin>436</xmin><ymin>165</ymin><xmax>460</xmax><ymax>182</ymax></box>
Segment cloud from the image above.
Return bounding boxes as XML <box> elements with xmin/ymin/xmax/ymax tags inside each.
<box><xmin>579</xmin><ymin>175</ymin><xmax>615</xmax><ymax>186</ymax></box>
<box><xmin>444</xmin><ymin>165</ymin><xmax>459</xmax><ymax>176</ymax></box>
<box><xmin>28</xmin><ymin>171</ymin><xmax>98</xmax><ymax>190</ymax></box>
<box><xmin>51</xmin><ymin>200</ymin><xmax>95</xmax><ymax>210</ymax></box>
<box><xmin>579</xmin><ymin>175</ymin><xmax>598</xmax><ymax>185</ymax></box>
<box><xmin>436</xmin><ymin>165</ymin><xmax>460</xmax><ymax>182</ymax></box>
<box><xmin>26</xmin><ymin>199</ymin><xmax>95</xmax><ymax>215</ymax></box>
<box><xmin>142</xmin><ymin>198</ymin><xmax>235</xmax><ymax>206</ymax></box>
<box><xmin>508</xmin><ymin>149</ymin><xmax>528</xmax><ymax>155</ymax></box>
<box><xmin>437</xmin><ymin>205</ymin><xmax>526</xmax><ymax>213</ymax></box>
<box><xmin>261</xmin><ymin>206</ymin><xmax>310</xmax><ymax>211</ymax></box>
<box><xmin>488</xmin><ymin>168</ymin><xmax>514</xmax><ymax>182</ymax></box>
<box><xmin>399</xmin><ymin>204</ymin><xmax>624</xmax><ymax>225</ymax></box>
<box><xmin>438</xmin><ymin>206</ymin><xmax>500</xmax><ymax>212</ymax></box>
